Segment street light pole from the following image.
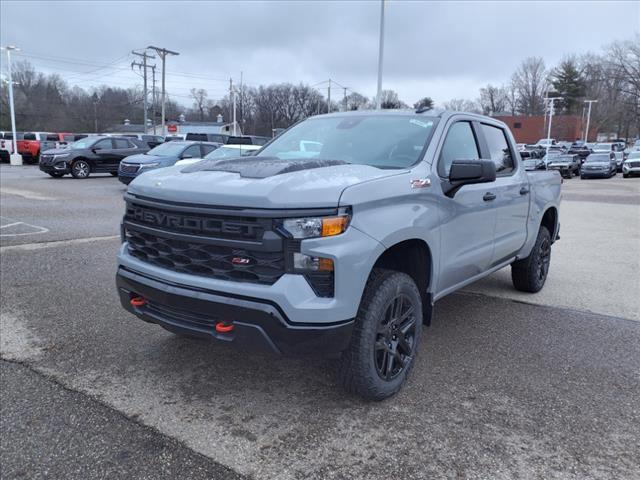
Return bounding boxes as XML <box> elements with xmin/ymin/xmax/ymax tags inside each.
<box><xmin>583</xmin><ymin>99</ymin><xmax>598</xmax><ymax>142</ymax></box>
<box><xmin>375</xmin><ymin>0</ymin><xmax>385</xmax><ymax>110</ymax></box>
<box><xmin>147</xmin><ymin>46</ymin><xmax>179</xmax><ymax>135</ymax></box>
<box><xmin>545</xmin><ymin>97</ymin><xmax>562</xmax><ymax>160</ymax></box>
<box><xmin>2</xmin><ymin>45</ymin><xmax>22</xmax><ymax>165</ymax></box>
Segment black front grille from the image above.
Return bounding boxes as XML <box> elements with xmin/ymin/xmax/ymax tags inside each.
<box><xmin>120</xmin><ymin>163</ymin><xmax>140</xmax><ymax>174</ymax></box>
<box><xmin>146</xmin><ymin>300</ymin><xmax>219</xmax><ymax>330</ymax></box>
<box><xmin>40</xmin><ymin>155</ymin><xmax>54</xmax><ymax>165</ymax></box>
<box><xmin>125</xmin><ymin>228</ymin><xmax>285</xmax><ymax>285</ymax></box>
<box><xmin>629</xmin><ymin>161</ymin><xmax>640</xmax><ymax>168</ymax></box>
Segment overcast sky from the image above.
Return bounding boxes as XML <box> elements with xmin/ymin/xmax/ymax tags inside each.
<box><xmin>1</xmin><ymin>1</ymin><xmax>639</xmax><ymax>107</ymax></box>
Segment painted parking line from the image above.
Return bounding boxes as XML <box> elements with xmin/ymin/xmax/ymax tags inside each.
<box><xmin>0</xmin><ymin>215</ymin><xmax>49</xmax><ymax>237</ymax></box>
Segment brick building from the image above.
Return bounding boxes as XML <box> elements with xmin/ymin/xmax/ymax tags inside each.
<box><xmin>494</xmin><ymin>115</ymin><xmax>597</xmax><ymax>144</ymax></box>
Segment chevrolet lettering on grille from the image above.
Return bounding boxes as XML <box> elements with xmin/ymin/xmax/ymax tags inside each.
<box><xmin>127</xmin><ymin>205</ymin><xmax>259</xmax><ymax>237</ymax></box>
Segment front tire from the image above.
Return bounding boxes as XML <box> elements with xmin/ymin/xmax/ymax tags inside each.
<box><xmin>511</xmin><ymin>225</ymin><xmax>552</xmax><ymax>293</ymax></box>
<box><xmin>623</xmin><ymin>173</ymin><xmax>629</xmax><ymax>178</ymax></box>
<box><xmin>71</xmin><ymin>160</ymin><xmax>91</xmax><ymax>179</ymax></box>
<box><xmin>48</xmin><ymin>172</ymin><xmax>64</xmax><ymax>178</ymax></box>
<box><xmin>338</xmin><ymin>269</ymin><xmax>422</xmax><ymax>401</ymax></box>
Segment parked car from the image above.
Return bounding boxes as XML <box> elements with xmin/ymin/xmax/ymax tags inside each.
<box><xmin>118</xmin><ymin>141</ymin><xmax>220</xmax><ymax>185</ymax></box>
<box><xmin>192</xmin><ymin>143</ymin><xmax>262</xmax><ymax>162</ymax></box>
<box><xmin>622</xmin><ymin>151</ymin><xmax>640</xmax><ymax>178</ymax></box>
<box><xmin>546</xmin><ymin>154</ymin><xmax>581</xmax><ymax>178</ymax></box>
<box><xmin>567</xmin><ymin>144</ymin><xmax>592</xmax><ymax>163</ymax></box>
<box><xmin>115</xmin><ymin>110</ymin><xmax>562</xmax><ymax>400</ymax></box>
<box><xmin>614</xmin><ymin>151</ymin><xmax>625</xmax><ymax>172</ymax></box>
<box><xmin>580</xmin><ymin>152</ymin><xmax>617</xmax><ymax>179</ymax></box>
<box><xmin>109</xmin><ymin>134</ymin><xmax>164</xmax><ymax>149</ymax></box>
<box><xmin>523</xmin><ymin>158</ymin><xmax>546</xmax><ymax>170</ymax></box>
<box><xmin>39</xmin><ymin>136</ymin><xmax>149</xmax><ymax>178</ymax></box>
<box><xmin>226</xmin><ymin>135</ymin><xmax>270</xmax><ymax>146</ymax></box>
<box><xmin>536</xmin><ymin>138</ymin><xmax>557</xmax><ymax>147</ymax></box>
<box><xmin>163</xmin><ymin>134</ymin><xmax>186</xmax><ymax>142</ymax></box>
<box><xmin>185</xmin><ymin>132</ymin><xmax>230</xmax><ymax>144</ymax></box>
<box><xmin>592</xmin><ymin>142</ymin><xmax>615</xmax><ymax>153</ymax></box>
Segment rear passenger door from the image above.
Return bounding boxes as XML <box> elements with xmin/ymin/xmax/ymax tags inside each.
<box><xmin>111</xmin><ymin>138</ymin><xmax>138</xmax><ymax>170</ymax></box>
<box><xmin>436</xmin><ymin>120</ymin><xmax>498</xmax><ymax>294</ymax></box>
<box><xmin>478</xmin><ymin>123</ymin><xmax>530</xmax><ymax>265</ymax></box>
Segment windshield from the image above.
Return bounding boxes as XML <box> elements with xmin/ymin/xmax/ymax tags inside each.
<box><xmin>256</xmin><ymin>115</ymin><xmax>438</xmax><ymax>169</ymax></box>
<box><xmin>628</xmin><ymin>152</ymin><xmax>640</xmax><ymax>159</ymax></box>
<box><xmin>70</xmin><ymin>137</ymin><xmax>101</xmax><ymax>149</ymax></box>
<box><xmin>593</xmin><ymin>144</ymin><xmax>611</xmax><ymax>151</ymax></box>
<box><xmin>586</xmin><ymin>154</ymin><xmax>610</xmax><ymax>162</ymax></box>
<box><xmin>204</xmin><ymin>146</ymin><xmax>256</xmax><ymax>159</ymax></box>
<box><xmin>147</xmin><ymin>142</ymin><xmax>189</xmax><ymax>157</ymax></box>
<box><xmin>550</xmin><ymin>155</ymin><xmax>573</xmax><ymax>162</ymax></box>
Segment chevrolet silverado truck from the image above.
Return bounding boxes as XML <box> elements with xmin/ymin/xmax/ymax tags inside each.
<box><xmin>116</xmin><ymin>110</ymin><xmax>561</xmax><ymax>400</ymax></box>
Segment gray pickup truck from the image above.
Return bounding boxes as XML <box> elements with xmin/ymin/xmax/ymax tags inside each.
<box><xmin>116</xmin><ymin>110</ymin><xmax>561</xmax><ymax>400</ymax></box>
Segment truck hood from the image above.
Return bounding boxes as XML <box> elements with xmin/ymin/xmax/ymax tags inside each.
<box><xmin>127</xmin><ymin>157</ymin><xmax>405</xmax><ymax>208</ymax></box>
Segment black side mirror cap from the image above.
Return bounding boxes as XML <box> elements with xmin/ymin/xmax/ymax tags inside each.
<box><xmin>443</xmin><ymin>159</ymin><xmax>496</xmax><ymax>198</ymax></box>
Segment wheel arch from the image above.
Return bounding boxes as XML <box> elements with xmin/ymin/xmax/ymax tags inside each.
<box><xmin>368</xmin><ymin>238</ymin><xmax>434</xmax><ymax>325</ymax></box>
<box><xmin>541</xmin><ymin>206</ymin><xmax>558</xmax><ymax>242</ymax></box>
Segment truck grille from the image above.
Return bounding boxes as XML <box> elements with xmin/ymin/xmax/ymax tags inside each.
<box><xmin>628</xmin><ymin>161</ymin><xmax>640</xmax><ymax>168</ymax></box>
<box><xmin>40</xmin><ymin>154</ymin><xmax>54</xmax><ymax>165</ymax></box>
<box><xmin>125</xmin><ymin>229</ymin><xmax>285</xmax><ymax>285</ymax></box>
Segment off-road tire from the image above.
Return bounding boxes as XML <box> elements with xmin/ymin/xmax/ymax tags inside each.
<box><xmin>511</xmin><ymin>225</ymin><xmax>551</xmax><ymax>293</ymax></box>
<box><xmin>338</xmin><ymin>268</ymin><xmax>422</xmax><ymax>401</ymax></box>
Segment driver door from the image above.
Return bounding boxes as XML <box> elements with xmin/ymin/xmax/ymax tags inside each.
<box><xmin>91</xmin><ymin>138</ymin><xmax>115</xmax><ymax>172</ymax></box>
<box><xmin>435</xmin><ymin>120</ymin><xmax>497</xmax><ymax>295</ymax></box>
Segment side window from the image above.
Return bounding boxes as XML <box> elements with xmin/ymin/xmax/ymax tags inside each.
<box><xmin>438</xmin><ymin>122</ymin><xmax>480</xmax><ymax>177</ymax></box>
<box><xmin>114</xmin><ymin>139</ymin><xmax>130</xmax><ymax>149</ymax></box>
<box><xmin>182</xmin><ymin>145</ymin><xmax>201</xmax><ymax>158</ymax></box>
<box><xmin>94</xmin><ymin>139</ymin><xmax>113</xmax><ymax>150</ymax></box>
<box><xmin>201</xmin><ymin>144</ymin><xmax>217</xmax><ymax>155</ymax></box>
<box><xmin>481</xmin><ymin>124</ymin><xmax>514</xmax><ymax>174</ymax></box>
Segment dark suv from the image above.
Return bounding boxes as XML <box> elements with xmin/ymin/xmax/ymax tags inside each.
<box><xmin>39</xmin><ymin>136</ymin><xmax>149</xmax><ymax>179</ymax></box>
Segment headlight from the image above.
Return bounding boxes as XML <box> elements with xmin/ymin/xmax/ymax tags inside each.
<box><xmin>53</xmin><ymin>153</ymin><xmax>70</xmax><ymax>159</ymax></box>
<box><xmin>139</xmin><ymin>162</ymin><xmax>160</xmax><ymax>169</ymax></box>
<box><xmin>281</xmin><ymin>209</ymin><xmax>351</xmax><ymax>239</ymax></box>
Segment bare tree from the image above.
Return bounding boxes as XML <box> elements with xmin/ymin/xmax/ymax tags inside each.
<box><xmin>513</xmin><ymin>57</ymin><xmax>548</xmax><ymax>115</ymax></box>
<box><xmin>190</xmin><ymin>88</ymin><xmax>208</xmax><ymax>121</ymax></box>
<box><xmin>478</xmin><ymin>84</ymin><xmax>507</xmax><ymax>115</ymax></box>
<box><xmin>442</xmin><ymin>98</ymin><xmax>481</xmax><ymax>113</ymax></box>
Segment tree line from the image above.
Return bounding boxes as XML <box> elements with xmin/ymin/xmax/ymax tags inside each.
<box><xmin>1</xmin><ymin>35</ymin><xmax>637</xmax><ymax>138</ymax></box>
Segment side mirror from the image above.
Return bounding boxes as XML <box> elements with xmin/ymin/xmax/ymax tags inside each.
<box><xmin>443</xmin><ymin>159</ymin><xmax>496</xmax><ymax>198</ymax></box>
<box><xmin>91</xmin><ymin>148</ymin><xmax>98</xmax><ymax>154</ymax></box>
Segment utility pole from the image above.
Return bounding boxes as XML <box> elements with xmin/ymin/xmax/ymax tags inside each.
<box><xmin>132</xmin><ymin>50</ymin><xmax>155</xmax><ymax>133</ymax></box>
<box><xmin>545</xmin><ymin>97</ymin><xmax>562</xmax><ymax>160</ymax></box>
<box><xmin>327</xmin><ymin>79</ymin><xmax>331</xmax><ymax>113</ymax></box>
<box><xmin>230</xmin><ymin>78</ymin><xmax>237</xmax><ymax>136</ymax></box>
<box><xmin>343</xmin><ymin>87</ymin><xmax>347</xmax><ymax>111</ymax></box>
<box><xmin>1</xmin><ymin>45</ymin><xmax>22</xmax><ymax>165</ymax></box>
<box><xmin>375</xmin><ymin>0</ymin><xmax>386</xmax><ymax>109</ymax></box>
<box><xmin>147</xmin><ymin>46</ymin><xmax>179</xmax><ymax>135</ymax></box>
<box><xmin>92</xmin><ymin>93</ymin><xmax>99</xmax><ymax>133</ymax></box>
<box><xmin>583</xmin><ymin>99</ymin><xmax>598</xmax><ymax>142</ymax></box>
<box><xmin>239</xmin><ymin>71</ymin><xmax>244</xmax><ymax>130</ymax></box>
<box><xmin>150</xmin><ymin>64</ymin><xmax>157</xmax><ymax>134</ymax></box>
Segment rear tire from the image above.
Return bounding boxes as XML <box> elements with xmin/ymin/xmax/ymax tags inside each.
<box><xmin>511</xmin><ymin>226</ymin><xmax>552</xmax><ymax>293</ymax></box>
<box><xmin>338</xmin><ymin>269</ymin><xmax>422</xmax><ymax>401</ymax></box>
<box><xmin>110</xmin><ymin>172</ymin><xmax>118</xmax><ymax>176</ymax></box>
<box><xmin>70</xmin><ymin>160</ymin><xmax>91</xmax><ymax>179</ymax></box>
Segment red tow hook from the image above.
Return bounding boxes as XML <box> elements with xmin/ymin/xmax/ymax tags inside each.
<box><xmin>215</xmin><ymin>322</ymin><xmax>234</xmax><ymax>333</ymax></box>
<box><xmin>130</xmin><ymin>296</ymin><xmax>147</xmax><ymax>308</ymax></box>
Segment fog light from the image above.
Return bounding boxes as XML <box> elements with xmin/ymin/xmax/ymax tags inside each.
<box><xmin>293</xmin><ymin>253</ymin><xmax>334</xmax><ymax>271</ymax></box>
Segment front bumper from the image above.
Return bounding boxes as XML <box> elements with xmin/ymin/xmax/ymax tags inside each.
<box><xmin>622</xmin><ymin>166</ymin><xmax>640</xmax><ymax>176</ymax></box>
<box><xmin>581</xmin><ymin>169</ymin><xmax>610</xmax><ymax>178</ymax></box>
<box><xmin>116</xmin><ymin>266</ymin><xmax>354</xmax><ymax>356</ymax></box>
<box><xmin>118</xmin><ymin>174</ymin><xmax>135</xmax><ymax>185</ymax></box>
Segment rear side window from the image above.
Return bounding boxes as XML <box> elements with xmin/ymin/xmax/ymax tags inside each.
<box><xmin>438</xmin><ymin>122</ymin><xmax>480</xmax><ymax>177</ymax></box>
<box><xmin>46</xmin><ymin>134</ymin><xmax>59</xmax><ymax>141</ymax></box>
<box><xmin>94</xmin><ymin>139</ymin><xmax>113</xmax><ymax>150</ymax></box>
<box><xmin>186</xmin><ymin>133</ymin><xmax>207</xmax><ymax>141</ymax></box>
<box><xmin>182</xmin><ymin>145</ymin><xmax>201</xmax><ymax>158</ymax></box>
<box><xmin>201</xmin><ymin>144</ymin><xmax>217</xmax><ymax>155</ymax></box>
<box><xmin>114</xmin><ymin>139</ymin><xmax>131</xmax><ymax>149</ymax></box>
<box><xmin>481</xmin><ymin>124</ymin><xmax>514</xmax><ymax>174</ymax></box>
<box><xmin>23</xmin><ymin>133</ymin><xmax>37</xmax><ymax>140</ymax></box>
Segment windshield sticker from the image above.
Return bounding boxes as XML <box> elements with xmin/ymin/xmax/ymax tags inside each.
<box><xmin>410</xmin><ymin>119</ymin><xmax>433</xmax><ymax>128</ymax></box>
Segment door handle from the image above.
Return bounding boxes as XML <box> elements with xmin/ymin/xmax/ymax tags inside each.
<box><xmin>520</xmin><ymin>186</ymin><xmax>530</xmax><ymax>195</ymax></box>
<box><xmin>483</xmin><ymin>192</ymin><xmax>496</xmax><ymax>202</ymax></box>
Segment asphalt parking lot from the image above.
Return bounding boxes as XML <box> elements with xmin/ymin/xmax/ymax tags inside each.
<box><xmin>1</xmin><ymin>165</ymin><xmax>639</xmax><ymax>479</ymax></box>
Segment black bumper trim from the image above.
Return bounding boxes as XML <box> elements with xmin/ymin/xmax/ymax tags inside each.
<box><xmin>116</xmin><ymin>267</ymin><xmax>353</xmax><ymax>356</ymax></box>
